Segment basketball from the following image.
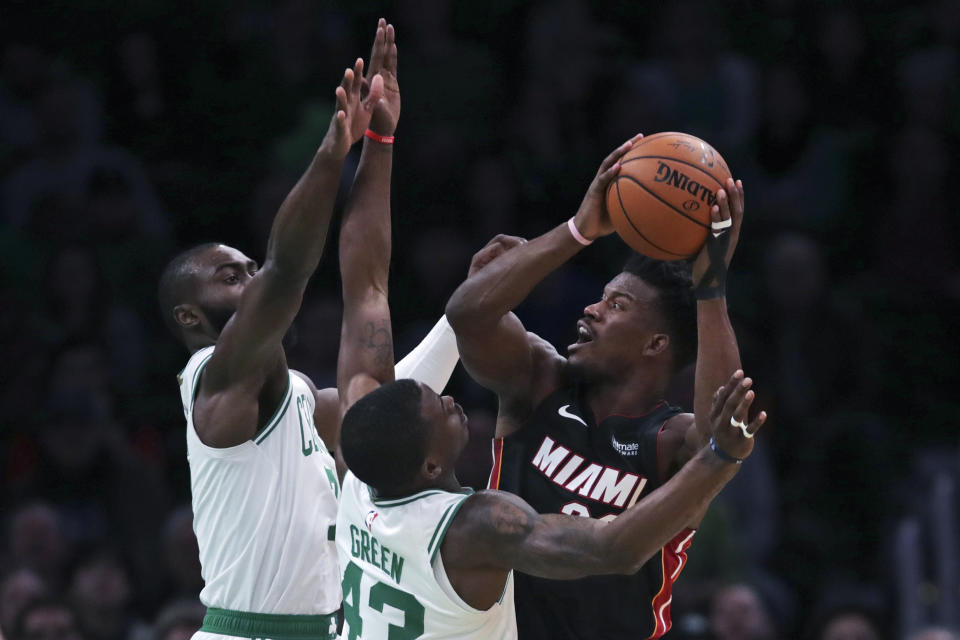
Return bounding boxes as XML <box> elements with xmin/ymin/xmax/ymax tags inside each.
<box><xmin>605</xmin><ymin>132</ymin><xmax>733</xmax><ymax>260</ymax></box>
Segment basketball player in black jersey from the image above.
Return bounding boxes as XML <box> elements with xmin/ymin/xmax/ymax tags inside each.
<box><xmin>445</xmin><ymin>135</ymin><xmax>747</xmax><ymax>638</ymax></box>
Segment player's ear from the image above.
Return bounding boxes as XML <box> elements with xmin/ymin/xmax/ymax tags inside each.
<box><xmin>174</xmin><ymin>304</ymin><xmax>201</xmax><ymax>330</ymax></box>
<box><xmin>643</xmin><ymin>333</ymin><xmax>669</xmax><ymax>357</ymax></box>
<box><xmin>422</xmin><ymin>457</ymin><xmax>443</xmax><ymax>481</ymax></box>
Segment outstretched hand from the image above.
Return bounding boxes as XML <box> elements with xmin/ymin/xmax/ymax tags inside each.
<box><xmin>691</xmin><ymin>178</ymin><xmax>744</xmax><ymax>293</ymax></box>
<box><xmin>321</xmin><ymin>58</ymin><xmax>384</xmax><ymax>158</ymax></box>
<box><xmin>366</xmin><ymin>18</ymin><xmax>400</xmax><ymax>136</ymax></box>
<box><xmin>467</xmin><ymin>234</ymin><xmax>527</xmax><ymax>277</ymax></box>
<box><xmin>709</xmin><ymin>369</ymin><xmax>766</xmax><ymax>461</ymax></box>
<box><xmin>571</xmin><ymin>134</ymin><xmax>643</xmax><ymax>242</ymax></box>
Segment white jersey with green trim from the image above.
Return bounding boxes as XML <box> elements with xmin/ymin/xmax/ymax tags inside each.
<box><xmin>335</xmin><ymin>472</ymin><xmax>516</xmax><ymax>639</ymax></box>
<box><xmin>179</xmin><ymin>346</ymin><xmax>342</xmax><ymax>615</ymax></box>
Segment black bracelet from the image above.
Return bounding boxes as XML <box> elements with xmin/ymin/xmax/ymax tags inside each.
<box><xmin>709</xmin><ymin>437</ymin><xmax>743</xmax><ymax>465</ymax></box>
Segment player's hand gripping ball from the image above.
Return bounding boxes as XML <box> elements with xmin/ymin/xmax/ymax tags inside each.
<box><xmin>605</xmin><ymin>132</ymin><xmax>733</xmax><ymax>260</ymax></box>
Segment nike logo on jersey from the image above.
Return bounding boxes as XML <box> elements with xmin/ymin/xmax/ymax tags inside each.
<box><xmin>558</xmin><ymin>405</ymin><xmax>587</xmax><ymax>427</ymax></box>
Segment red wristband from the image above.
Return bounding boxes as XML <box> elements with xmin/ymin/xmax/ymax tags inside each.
<box><xmin>364</xmin><ymin>129</ymin><xmax>395</xmax><ymax>144</ymax></box>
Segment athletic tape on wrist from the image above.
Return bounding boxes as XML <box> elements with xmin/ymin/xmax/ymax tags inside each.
<box><xmin>694</xmin><ymin>221</ymin><xmax>731</xmax><ymax>300</ymax></box>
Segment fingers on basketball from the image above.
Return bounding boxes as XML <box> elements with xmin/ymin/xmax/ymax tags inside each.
<box><xmin>605</xmin><ymin>132</ymin><xmax>732</xmax><ymax>259</ymax></box>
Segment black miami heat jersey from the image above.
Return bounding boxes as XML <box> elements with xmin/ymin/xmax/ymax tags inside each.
<box><xmin>489</xmin><ymin>384</ymin><xmax>695</xmax><ymax>639</ymax></box>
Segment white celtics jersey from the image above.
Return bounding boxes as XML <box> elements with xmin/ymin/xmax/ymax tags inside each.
<box><xmin>179</xmin><ymin>346</ymin><xmax>342</xmax><ymax>615</ymax></box>
<box><xmin>336</xmin><ymin>472</ymin><xmax>516</xmax><ymax>639</ymax></box>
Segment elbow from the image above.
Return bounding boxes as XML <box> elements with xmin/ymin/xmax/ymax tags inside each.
<box><xmin>603</xmin><ymin>542</ymin><xmax>656</xmax><ymax>576</ymax></box>
<box><xmin>445</xmin><ymin>289</ymin><xmax>473</xmax><ymax>330</ymax></box>
<box><xmin>264</xmin><ymin>257</ymin><xmax>311</xmax><ymax>284</ymax></box>
<box><xmin>622</xmin><ymin>550</ymin><xmax>656</xmax><ymax>575</ymax></box>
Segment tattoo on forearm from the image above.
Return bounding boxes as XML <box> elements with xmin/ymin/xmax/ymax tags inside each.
<box><xmin>361</xmin><ymin>320</ymin><xmax>393</xmax><ymax>366</ymax></box>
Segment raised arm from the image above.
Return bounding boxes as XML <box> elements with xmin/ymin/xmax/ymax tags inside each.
<box><xmin>442</xmin><ymin>371</ymin><xmax>767</xmax><ymax>608</ymax></box>
<box><xmin>445</xmin><ymin>137</ymin><xmax>640</xmax><ymax>416</ymax></box>
<box><xmin>684</xmin><ymin>178</ymin><xmax>747</xmax><ymax>449</ymax></box>
<box><xmin>337</xmin><ymin>20</ymin><xmax>400</xmax><ymax>413</ymax></box>
<box><xmin>195</xmin><ymin>58</ymin><xmax>383</xmax><ymax>448</ymax></box>
<box><xmin>654</xmin><ymin>179</ymin><xmax>746</xmax><ymax>524</ymax></box>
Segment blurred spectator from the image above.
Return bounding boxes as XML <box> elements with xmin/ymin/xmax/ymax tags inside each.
<box><xmin>710</xmin><ymin>583</ymin><xmax>778</xmax><ymax>640</ymax></box>
<box><xmin>407</xmin><ymin>226</ymin><xmax>473</xmax><ymax>316</ymax></box>
<box><xmin>10</xmin><ymin>599</ymin><xmax>83</xmax><ymax>640</ymax></box>
<box><xmin>808</xmin><ymin>604</ymin><xmax>886</xmax><ymax>640</ymax></box>
<box><xmin>115</xmin><ymin>34</ymin><xmax>165</xmax><ymax>128</ymax></box>
<box><xmin>873</xmin><ymin>126</ymin><xmax>957</xmax><ymax>297</ymax></box>
<box><xmin>623</xmin><ymin>0</ymin><xmax>758</xmax><ymax>157</ymax></box>
<box><xmin>465</xmin><ymin>154</ymin><xmax>520</xmax><ymax>241</ymax></box>
<box><xmin>744</xmin><ymin>65</ymin><xmax>851</xmax><ymax>235</ymax></box>
<box><xmin>908</xmin><ymin>629</ymin><xmax>960</xmax><ymax>640</ymax></box>
<box><xmin>0</xmin><ymin>570</ymin><xmax>47</xmax><ymax>640</ymax></box>
<box><xmin>286</xmin><ymin>295</ymin><xmax>341</xmax><ymax>389</ymax></box>
<box><xmin>160</xmin><ymin>507</ymin><xmax>202</xmax><ymax>602</ymax></box>
<box><xmin>898</xmin><ymin>0</ymin><xmax>959</xmax><ymax>132</ymax></box>
<box><xmin>810</xmin><ymin>6</ymin><xmax>884</xmax><ymax>134</ymax></box>
<box><xmin>4</xmin><ymin>504</ymin><xmax>69</xmax><ymax>592</ymax></box>
<box><xmin>0</xmin><ymin>43</ymin><xmax>47</xmax><ymax>166</ymax></box>
<box><xmin>0</xmin><ymin>3</ymin><xmax>958</xmax><ymax>635</ymax></box>
<box><xmin>246</xmin><ymin>172</ymin><xmax>297</xmax><ymax>244</ymax></box>
<box><xmin>745</xmin><ymin>233</ymin><xmax>878</xmax><ymax>428</ymax></box>
<box><xmin>150</xmin><ymin>601</ymin><xmax>204</xmax><ymax>640</ymax></box>
<box><xmin>68</xmin><ymin>551</ymin><xmax>134</xmax><ymax>640</ymax></box>
<box><xmin>1</xmin><ymin>75</ymin><xmax>168</xmax><ymax>238</ymax></box>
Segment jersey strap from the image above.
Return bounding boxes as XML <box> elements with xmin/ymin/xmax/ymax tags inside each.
<box><xmin>200</xmin><ymin>607</ymin><xmax>338</xmax><ymax>640</ymax></box>
<box><xmin>488</xmin><ymin>437</ymin><xmax>505</xmax><ymax>490</ymax></box>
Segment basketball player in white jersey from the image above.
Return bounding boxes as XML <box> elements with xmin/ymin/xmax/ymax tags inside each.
<box><xmin>159</xmin><ymin>21</ymin><xmax>459</xmax><ymax>640</ymax></box>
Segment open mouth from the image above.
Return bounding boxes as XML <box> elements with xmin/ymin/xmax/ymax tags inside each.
<box><xmin>576</xmin><ymin>321</ymin><xmax>593</xmax><ymax>344</ymax></box>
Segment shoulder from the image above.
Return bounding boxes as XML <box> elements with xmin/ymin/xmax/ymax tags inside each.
<box><xmin>501</xmin><ymin>333</ymin><xmax>567</xmax><ymax>424</ymax></box>
<box><xmin>527</xmin><ymin>332</ymin><xmax>566</xmax><ymax>378</ymax></box>
<box><xmin>657</xmin><ymin>412</ymin><xmax>697</xmax><ymax>482</ymax></box>
<box><xmin>290</xmin><ymin>369</ymin><xmax>319</xmax><ymax>394</ymax></box>
<box><xmin>448</xmin><ymin>490</ymin><xmax>537</xmax><ymax>546</ymax></box>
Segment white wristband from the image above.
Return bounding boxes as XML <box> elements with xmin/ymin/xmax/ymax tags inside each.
<box><xmin>567</xmin><ymin>217</ymin><xmax>593</xmax><ymax>246</ymax></box>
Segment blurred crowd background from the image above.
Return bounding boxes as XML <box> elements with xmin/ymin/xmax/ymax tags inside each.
<box><xmin>1</xmin><ymin>1</ymin><xmax>959</xmax><ymax>639</ymax></box>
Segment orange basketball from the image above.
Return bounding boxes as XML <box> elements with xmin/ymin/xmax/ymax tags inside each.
<box><xmin>605</xmin><ymin>132</ymin><xmax>733</xmax><ymax>260</ymax></box>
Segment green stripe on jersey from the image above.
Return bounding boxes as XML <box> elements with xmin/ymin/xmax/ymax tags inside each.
<box><xmin>428</xmin><ymin>497</ymin><xmax>469</xmax><ymax>562</ymax></box>
<box><xmin>186</xmin><ymin>351</ymin><xmax>215</xmax><ymax>411</ymax></box>
<box><xmin>371</xmin><ymin>485</ymin><xmax>473</xmax><ymax>508</ymax></box>
<box><xmin>253</xmin><ymin>378</ymin><xmax>293</xmax><ymax>445</ymax></box>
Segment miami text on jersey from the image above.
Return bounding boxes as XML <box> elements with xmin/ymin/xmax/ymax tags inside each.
<box><xmin>531</xmin><ymin>436</ymin><xmax>648</xmax><ymax>508</ymax></box>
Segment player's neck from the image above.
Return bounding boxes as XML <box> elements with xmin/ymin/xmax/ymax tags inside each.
<box><xmin>376</xmin><ymin>473</ymin><xmax>462</xmax><ymax>500</ymax></box>
<box><xmin>185</xmin><ymin>330</ymin><xmax>218</xmax><ymax>354</ymax></box>
<box><xmin>583</xmin><ymin>368</ymin><xmax>668</xmax><ymax>422</ymax></box>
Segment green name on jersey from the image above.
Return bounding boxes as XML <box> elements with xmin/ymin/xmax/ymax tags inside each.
<box><xmin>349</xmin><ymin>525</ymin><xmax>405</xmax><ymax>584</ymax></box>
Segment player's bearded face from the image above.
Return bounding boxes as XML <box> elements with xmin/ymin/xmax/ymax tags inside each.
<box><xmin>567</xmin><ymin>274</ymin><xmax>659</xmax><ymax>380</ymax></box>
<box><xmin>200</xmin><ymin>300</ymin><xmax>236</xmax><ymax>335</ymax></box>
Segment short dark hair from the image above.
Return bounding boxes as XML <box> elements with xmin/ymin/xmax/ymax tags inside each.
<box><xmin>341</xmin><ymin>379</ymin><xmax>429</xmax><ymax>492</ymax></box>
<box><xmin>622</xmin><ymin>255</ymin><xmax>696</xmax><ymax>370</ymax></box>
<box><xmin>157</xmin><ymin>243</ymin><xmax>221</xmax><ymax>336</ymax></box>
